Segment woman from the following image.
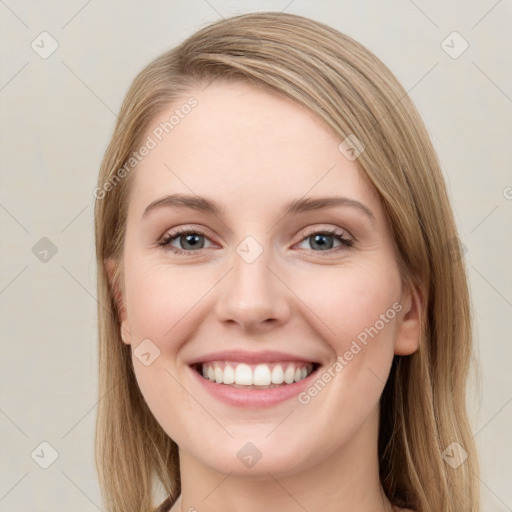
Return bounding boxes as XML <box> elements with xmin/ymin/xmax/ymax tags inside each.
<box><xmin>94</xmin><ymin>11</ymin><xmax>480</xmax><ymax>512</ymax></box>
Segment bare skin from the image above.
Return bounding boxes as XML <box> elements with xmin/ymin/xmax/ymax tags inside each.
<box><xmin>111</xmin><ymin>79</ymin><xmax>421</xmax><ymax>512</ymax></box>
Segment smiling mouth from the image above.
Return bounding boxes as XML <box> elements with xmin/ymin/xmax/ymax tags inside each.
<box><xmin>191</xmin><ymin>361</ymin><xmax>321</xmax><ymax>389</ymax></box>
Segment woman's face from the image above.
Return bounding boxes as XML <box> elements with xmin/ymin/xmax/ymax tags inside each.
<box><xmin>111</xmin><ymin>79</ymin><xmax>420</xmax><ymax>478</ymax></box>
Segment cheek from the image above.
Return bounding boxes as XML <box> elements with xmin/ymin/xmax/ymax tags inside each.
<box><xmin>124</xmin><ymin>258</ymin><xmax>210</xmax><ymax>343</ymax></box>
<box><xmin>305</xmin><ymin>263</ymin><xmax>401</xmax><ymax>388</ymax></box>
<box><xmin>122</xmin><ymin>258</ymin><xmax>204</xmax><ymax>431</ymax></box>
<box><xmin>303</xmin><ymin>261</ymin><xmax>401</xmax><ymax>342</ymax></box>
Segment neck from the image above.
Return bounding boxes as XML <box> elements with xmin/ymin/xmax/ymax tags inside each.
<box><xmin>174</xmin><ymin>406</ymin><xmax>395</xmax><ymax>512</ymax></box>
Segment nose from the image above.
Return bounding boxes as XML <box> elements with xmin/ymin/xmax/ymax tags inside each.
<box><xmin>214</xmin><ymin>244</ymin><xmax>291</xmax><ymax>333</ymax></box>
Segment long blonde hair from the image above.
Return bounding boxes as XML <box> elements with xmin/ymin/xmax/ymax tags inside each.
<box><xmin>94</xmin><ymin>11</ymin><xmax>480</xmax><ymax>512</ymax></box>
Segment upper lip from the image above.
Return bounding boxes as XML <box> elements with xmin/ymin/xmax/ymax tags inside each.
<box><xmin>188</xmin><ymin>349</ymin><xmax>321</xmax><ymax>366</ymax></box>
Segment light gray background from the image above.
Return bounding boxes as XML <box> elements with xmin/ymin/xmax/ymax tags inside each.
<box><xmin>1</xmin><ymin>1</ymin><xmax>511</xmax><ymax>511</ymax></box>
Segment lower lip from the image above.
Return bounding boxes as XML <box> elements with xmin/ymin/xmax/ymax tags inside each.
<box><xmin>189</xmin><ymin>365</ymin><xmax>320</xmax><ymax>408</ymax></box>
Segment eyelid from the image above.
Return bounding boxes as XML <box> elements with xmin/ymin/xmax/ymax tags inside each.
<box><xmin>158</xmin><ymin>225</ymin><xmax>218</xmax><ymax>251</ymax></box>
<box><xmin>158</xmin><ymin>223</ymin><xmax>354</xmax><ymax>256</ymax></box>
<box><xmin>158</xmin><ymin>224</ymin><xmax>216</xmax><ymax>242</ymax></box>
<box><xmin>298</xmin><ymin>224</ymin><xmax>354</xmax><ymax>242</ymax></box>
<box><xmin>159</xmin><ymin>223</ymin><xmax>353</xmax><ymax>242</ymax></box>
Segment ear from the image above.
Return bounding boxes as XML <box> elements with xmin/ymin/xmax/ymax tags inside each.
<box><xmin>105</xmin><ymin>258</ymin><xmax>132</xmax><ymax>345</ymax></box>
<box><xmin>394</xmin><ymin>283</ymin><xmax>423</xmax><ymax>356</ymax></box>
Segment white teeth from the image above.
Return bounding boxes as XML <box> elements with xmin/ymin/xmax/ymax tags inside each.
<box><xmin>223</xmin><ymin>364</ymin><xmax>235</xmax><ymax>384</ymax></box>
<box><xmin>199</xmin><ymin>361</ymin><xmax>314</xmax><ymax>387</ymax></box>
<box><xmin>253</xmin><ymin>364</ymin><xmax>272</xmax><ymax>386</ymax></box>
<box><xmin>234</xmin><ymin>363</ymin><xmax>253</xmax><ymax>385</ymax></box>
<box><xmin>271</xmin><ymin>364</ymin><xmax>284</xmax><ymax>384</ymax></box>
<box><xmin>284</xmin><ymin>365</ymin><xmax>295</xmax><ymax>384</ymax></box>
<box><xmin>214</xmin><ymin>366</ymin><xmax>223</xmax><ymax>384</ymax></box>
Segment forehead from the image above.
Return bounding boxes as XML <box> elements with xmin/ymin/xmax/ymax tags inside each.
<box><xmin>127</xmin><ymin>79</ymin><xmax>380</xmax><ymax>219</ymax></box>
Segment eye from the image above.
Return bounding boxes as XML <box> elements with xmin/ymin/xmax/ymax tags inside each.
<box><xmin>295</xmin><ymin>228</ymin><xmax>353</xmax><ymax>254</ymax></box>
<box><xmin>158</xmin><ymin>227</ymin><xmax>214</xmax><ymax>254</ymax></box>
<box><xmin>158</xmin><ymin>226</ymin><xmax>353</xmax><ymax>255</ymax></box>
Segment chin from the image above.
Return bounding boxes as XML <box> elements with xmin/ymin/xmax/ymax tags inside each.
<box><xmin>187</xmin><ymin>436</ymin><xmax>321</xmax><ymax>479</ymax></box>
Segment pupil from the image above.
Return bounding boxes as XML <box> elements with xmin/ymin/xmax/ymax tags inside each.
<box><xmin>312</xmin><ymin>234</ymin><xmax>333</xmax><ymax>250</ymax></box>
<box><xmin>182</xmin><ymin>234</ymin><xmax>203</xmax><ymax>250</ymax></box>
<box><xmin>179</xmin><ymin>234</ymin><xmax>334</xmax><ymax>251</ymax></box>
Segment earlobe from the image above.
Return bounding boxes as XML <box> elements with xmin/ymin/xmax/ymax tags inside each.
<box><xmin>105</xmin><ymin>258</ymin><xmax>132</xmax><ymax>345</ymax></box>
<box><xmin>394</xmin><ymin>284</ymin><xmax>423</xmax><ymax>356</ymax></box>
<box><xmin>120</xmin><ymin>320</ymin><xmax>132</xmax><ymax>346</ymax></box>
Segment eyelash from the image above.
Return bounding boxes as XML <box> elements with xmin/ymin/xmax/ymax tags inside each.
<box><xmin>158</xmin><ymin>226</ymin><xmax>354</xmax><ymax>256</ymax></box>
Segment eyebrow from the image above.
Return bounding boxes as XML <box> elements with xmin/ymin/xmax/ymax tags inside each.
<box><xmin>142</xmin><ymin>193</ymin><xmax>375</xmax><ymax>223</ymax></box>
